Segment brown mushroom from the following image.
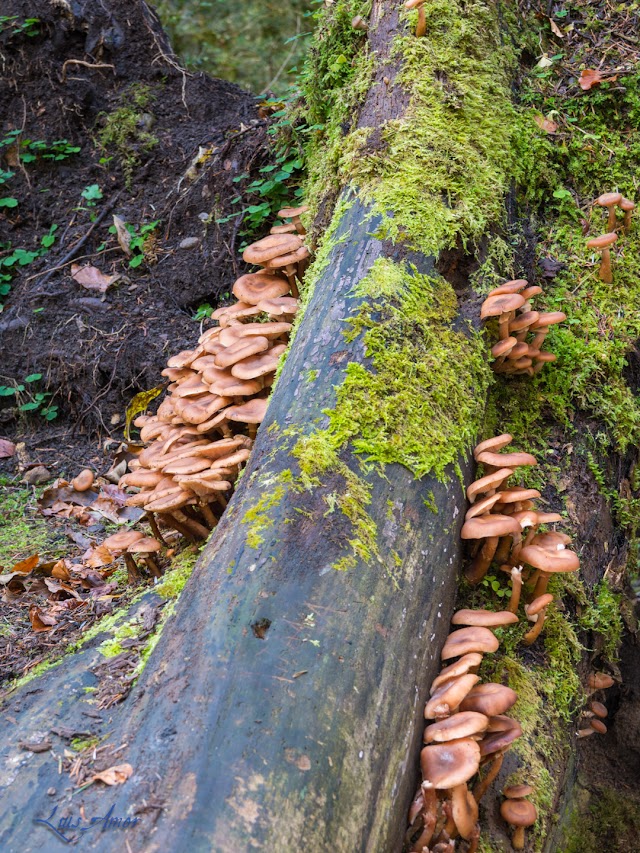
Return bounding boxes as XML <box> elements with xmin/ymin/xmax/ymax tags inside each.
<box><xmin>460</xmin><ymin>683</ymin><xmax>518</xmax><ymax>716</ymax></box>
<box><xmin>487</xmin><ymin>280</ymin><xmax>528</xmax><ymax>297</ymax></box>
<box><xmin>595</xmin><ymin>192</ymin><xmax>622</xmax><ymax>231</ymax></box>
<box><xmin>518</xmin><ymin>544</ymin><xmax>580</xmax><ymax>598</ymax></box>
<box><xmin>522</xmin><ymin>593</ymin><xmax>554</xmax><ymax>645</ymax></box>
<box><xmin>461</xmin><ymin>515</ymin><xmax>521</xmax><ymax>584</ymax></box>
<box><xmin>404</xmin><ymin>0</ymin><xmax>427</xmax><ymax>37</ymax></box>
<box><xmin>441</xmin><ymin>627</ymin><xmax>500</xmax><ymax>660</ymax></box>
<box><xmin>473</xmin><ymin>434</ymin><xmax>513</xmax><ymax>460</ymax></box>
<box><xmin>232</xmin><ymin>272</ymin><xmax>290</xmax><ymax>305</ymax></box>
<box><xmin>586</xmin><ymin>232</ymin><xmax>617</xmax><ymax>283</ymax></box>
<box><xmin>277</xmin><ymin>205</ymin><xmax>309</xmax><ymax>236</ymax></box>
<box><xmin>500</xmin><ymin>798</ymin><xmax>537</xmax><ymax>850</ymax></box>
<box><xmin>467</xmin><ymin>468</ymin><xmax>514</xmax><ymax>504</ymax></box>
<box><xmin>72</xmin><ymin>469</ymin><xmax>94</xmax><ymax>492</ymax></box>
<box><xmin>128</xmin><ymin>537</ymin><xmax>162</xmax><ymax>578</ymax></box>
<box><xmin>424</xmin><ymin>673</ymin><xmax>481</xmax><ymax>720</ymax></box>
<box><xmin>424</xmin><ymin>711</ymin><xmax>489</xmax><ymax>744</ymax></box>
<box><xmin>588</xmin><ymin>671</ymin><xmax>615</xmax><ymax>691</ymax></box>
<box><xmin>480</xmin><ymin>293</ymin><xmax>526</xmax><ymax>340</ymax></box>
<box><xmin>503</xmin><ymin>784</ymin><xmax>534</xmax><ymax>799</ymax></box>
<box><xmin>430</xmin><ymin>653</ymin><xmax>484</xmax><ymax>693</ymax></box>
<box><xmin>620</xmin><ymin>197</ymin><xmax>635</xmax><ymax>232</ymax></box>
<box><xmin>475</xmin><ymin>450</ymin><xmax>537</xmax><ymax>471</ymax></box>
<box><xmin>451</xmin><ymin>609</ymin><xmax>519</xmax><ymax>629</ymax></box>
<box><xmin>529</xmin><ymin>311</ymin><xmax>567</xmax><ymax>351</ymax></box>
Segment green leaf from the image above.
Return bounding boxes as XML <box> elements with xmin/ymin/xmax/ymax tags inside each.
<box><xmin>129</xmin><ymin>254</ymin><xmax>144</xmax><ymax>268</ymax></box>
<box><xmin>0</xmin><ymin>197</ymin><xmax>18</xmax><ymax>208</ymax></box>
<box><xmin>81</xmin><ymin>184</ymin><xmax>103</xmax><ymax>201</ymax></box>
<box><xmin>0</xmin><ymin>386</ymin><xmax>16</xmax><ymax>396</ymax></box>
<box><xmin>24</xmin><ymin>373</ymin><xmax>42</xmax><ymax>383</ymax></box>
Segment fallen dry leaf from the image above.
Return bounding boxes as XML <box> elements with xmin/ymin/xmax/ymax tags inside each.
<box><xmin>579</xmin><ymin>69</ymin><xmax>617</xmax><ymax>91</ymax></box>
<box><xmin>12</xmin><ymin>554</ymin><xmax>39</xmax><ymax>574</ymax></box>
<box><xmin>51</xmin><ymin>559</ymin><xmax>72</xmax><ymax>580</ymax></box>
<box><xmin>71</xmin><ymin>264</ymin><xmax>120</xmax><ymax>293</ymax></box>
<box><xmin>90</xmin><ymin>763</ymin><xmax>134</xmax><ymax>786</ymax></box>
<box><xmin>0</xmin><ymin>439</ymin><xmax>16</xmax><ymax>458</ymax></box>
<box><xmin>112</xmin><ymin>215</ymin><xmax>132</xmax><ymax>257</ymax></box>
<box><xmin>84</xmin><ymin>544</ymin><xmax>116</xmax><ymax>568</ymax></box>
<box><xmin>29</xmin><ymin>605</ymin><xmax>58</xmax><ymax>632</ymax></box>
<box><xmin>534</xmin><ymin>113</ymin><xmax>558</xmax><ymax>134</ymax></box>
<box><xmin>549</xmin><ymin>18</ymin><xmax>564</xmax><ymax>38</ymax></box>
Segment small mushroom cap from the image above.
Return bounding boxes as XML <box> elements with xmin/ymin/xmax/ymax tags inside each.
<box><xmin>103</xmin><ymin>530</ymin><xmax>144</xmax><ymax>554</ymax></box>
<box><xmin>495</xmin><ymin>487</ymin><xmax>541</xmax><ymax>505</ymax></box>
<box><xmin>460</xmin><ymin>683</ymin><xmax>518</xmax><ymax>716</ymax></box>
<box><xmin>231</xmin><ymin>346</ymin><xmax>285</xmax><ymax>380</ymax></box>
<box><xmin>481</xmin><ymin>293</ymin><xmax>526</xmax><ymax>319</ymax></box>
<box><xmin>226</xmin><ymin>398</ymin><xmax>269</xmax><ymax>424</ymax></box>
<box><xmin>451</xmin><ymin>609</ymin><xmax>519</xmax><ymax>628</ymax></box>
<box><xmin>588</xmin><ymin>671</ymin><xmax>615</xmax><ymax>690</ymax></box>
<box><xmin>214</xmin><ymin>335</ymin><xmax>271</xmax><ymax>370</ymax></box>
<box><xmin>487</xmin><ymin>280</ymin><xmax>528</xmax><ymax>297</ymax></box>
<box><xmin>535</xmin><ymin>352</ymin><xmax>557</xmax><ymax>364</ymax></box>
<box><xmin>270</xmin><ymin>222</ymin><xmax>298</xmax><ymax>234</ymax></box>
<box><xmin>430</xmin><ymin>653</ymin><xmax>484</xmax><ymax>692</ymax></box>
<box><xmin>505</xmin><ymin>342</ymin><xmax>530</xmax><ymax>360</ymax></box>
<box><xmin>424</xmin><ymin>673</ymin><xmax>481</xmax><ymax>719</ymax></box>
<box><xmin>620</xmin><ymin>197</ymin><xmax>636</xmax><ymax>212</ymax></box>
<box><xmin>519</xmin><ymin>285</ymin><xmax>543</xmax><ymax>301</ymax></box>
<box><xmin>277</xmin><ymin>204</ymin><xmax>309</xmax><ymax>219</ymax></box>
<box><xmin>491</xmin><ymin>337</ymin><xmax>517</xmax><ymax>358</ymax></box>
<box><xmin>474</xmin><ymin>434</ymin><xmax>512</xmax><ymax>460</ymax></box>
<box><xmin>500</xmin><ymin>799</ymin><xmax>537</xmax><ymax>827</ymax></box>
<box><xmin>487</xmin><ymin>714</ymin><xmax>521</xmax><ymax>733</ymax></box>
<box><xmin>72</xmin><ymin>469</ymin><xmax>94</xmax><ymax>492</ymax></box>
<box><xmin>508</xmin><ymin>311</ymin><xmax>540</xmax><ymax>332</ymax></box>
<box><xmin>461</xmin><ymin>514</ymin><xmax>521</xmax><ymax>540</ymax></box>
<box><xmin>464</xmin><ymin>492</ymin><xmax>504</xmax><ymax>520</ymax></box>
<box><xmin>530</xmin><ymin>311</ymin><xmax>567</xmax><ymax>329</ymax></box>
<box><xmin>596</xmin><ymin>192</ymin><xmax>623</xmax><ymax>208</ymax></box>
<box><xmin>525</xmin><ymin>593</ymin><xmax>554</xmax><ymax>616</ymax></box>
<box><xmin>235</xmin><ymin>321</ymin><xmax>292</xmax><ymax>340</ymax></box>
<box><xmin>480</xmin><ymin>720</ymin><xmax>523</xmax><ymax>756</ymax></box>
<box><xmin>120</xmin><ymin>470</ymin><xmax>165</xmax><ymax>489</ymax></box>
<box><xmin>518</xmin><ymin>545</ymin><xmax>580</xmax><ymax>573</ymax></box>
<box><xmin>504</xmin><ymin>784</ymin><xmax>534</xmax><ymax>799</ymax></box>
<box><xmin>144</xmin><ymin>488</ymin><xmax>196</xmax><ymax>512</ymax></box>
<box><xmin>476</xmin><ymin>450</ymin><xmax>538</xmax><ymax>469</ymax></box>
<box><xmin>529</xmin><ymin>531</ymin><xmax>571</xmax><ymax>552</ymax></box>
<box><xmin>586</xmin><ymin>232</ymin><xmax>618</xmax><ymax>249</ymax></box>
<box><xmin>424</xmin><ymin>711</ymin><xmax>489</xmax><ymax>743</ymax></box>
<box><xmin>589</xmin><ymin>701</ymin><xmax>608</xmax><ymax>719</ymax></box>
<box><xmin>264</xmin><ymin>245</ymin><xmax>310</xmax><ymax>270</ymax></box>
<box><xmin>257</xmin><ymin>296</ymin><xmax>299</xmax><ymax>317</ymax></box>
<box><xmin>232</xmin><ymin>273</ymin><xmax>290</xmax><ymax>305</ymax></box>
<box><xmin>441</xmin><ymin>627</ymin><xmax>500</xmax><ymax>660</ymax></box>
<box><xmin>128</xmin><ymin>537</ymin><xmax>162</xmax><ymax>554</ymax></box>
<box><xmin>420</xmin><ymin>739</ymin><xmax>481</xmax><ymax>789</ymax></box>
<box><xmin>467</xmin><ymin>468</ymin><xmax>513</xmax><ymax>502</ymax></box>
<box><xmin>243</xmin><ymin>234</ymin><xmax>302</xmax><ymax>266</ymax></box>
<box><xmin>590</xmin><ymin>719</ymin><xmax>607</xmax><ymax>734</ymax></box>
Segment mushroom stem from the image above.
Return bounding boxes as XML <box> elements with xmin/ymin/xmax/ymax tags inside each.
<box><xmin>158</xmin><ymin>512</ymin><xmax>197</xmax><ymax>542</ymax></box>
<box><xmin>412</xmin><ymin>786</ymin><xmax>437</xmax><ymax>851</ymax></box>
<box><xmin>174</xmin><ymin>510</ymin><xmax>210</xmax><ymax>540</ymax></box>
<box><xmin>199</xmin><ymin>501</ymin><xmax>218</xmax><ymax>528</ymax></box>
<box><xmin>507</xmin><ymin>566</ymin><xmax>523</xmax><ymax>613</ymax></box>
<box><xmin>248</xmin><ymin>423</ymin><xmax>258</xmax><ymax>440</ymax></box>
<box><xmin>576</xmin><ymin>727</ymin><xmax>597</xmax><ymax>739</ymax></box>
<box><xmin>522</xmin><ymin>608</ymin><xmax>547</xmax><ymax>645</ymax></box>
<box><xmin>606</xmin><ymin>206</ymin><xmax>617</xmax><ymax>232</ymax></box>
<box><xmin>145</xmin><ymin>555</ymin><xmax>162</xmax><ymax>578</ymax></box>
<box><xmin>512</xmin><ymin>824</ymin><xmax>526</xmax><ymax>851</ymax></box>
<box><xmin>283</xmin><ymin>264</ymin><xmax>300</xmax><ymax>298</ymax></box>
<box><xmin>465</xmin><ymin>536</ymin><xmax>499</xmax><ymax>584</ymax></box>
<box><xmin>532</xmin><ymin>570</ymin><xmax>551</xmax><ymax>600</ymax></box>
<box><xmin>472</xmin><ymin>752</ymin><xmax>504</xmax><ymax>804</ymax></box>
<box><xmin>416</xmin><ymin>5</ymin><xmax>426</xmax><ymax>37</ymax></box>
<box><xmin>493</xmin><ymin>535</ymin><xmax>513</xmax><ymax>565</ymax></box>
<box><xmin>123</xmin><ymin>553</ymin><xmax>141</xmax><ymax>583</ymax></box>
<box><xmin>498</xmin><ymin>313</ymin><xmax>511</xmax><ymax>340</ymax></box>
<box><xmin>146</xmin><ymin>511</ymin><xmax>168</xmax><ymax>546</ymax></box>
<box><xmin>624</xmin><ymin>208</ymin><xmax>633</xmax><ymax>232</ymax></box>
<box><xmin>598</xmin><ymin>247</ymin><xmax>613</xmax><ymax>283</ymax></box>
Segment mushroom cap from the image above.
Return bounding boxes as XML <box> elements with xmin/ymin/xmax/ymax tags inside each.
<box><xmin>519</xmin><ymin>285</ymin><xmax>543</xmax><ymax>301</ymax></box>
<box><xmin>589</xmin><ymin>701</ymin><xmax>608</xmax><ymax>719</ymax></box>
<box><xmin>264</xmin><ymin>245</ymin><xmax>310</xmax><ymax>269</ymax></box>
<box><xmin>424</xmin><ymin>673</ymin><xmax>481</xmax><ymax>719</ymax></box>
<box><xmin>491</xmin><ymin>337</ymin><xmax>517</xmax><ymax>358</ymax></box>
<box><xmin>467</xmin><ymin>468</ymin><xmax>513</xmax><ymax>502</ymax></box>
<box><xmin>530</xmin><ymin>311</ymin><xmax>567</xmax><ymax>329</ymax></box>
<box><xmin>167</xmin><ymin>350</ymin><xmax>198</xmax><ymax>369</ymax></box>
<box><xmin>460</xmin><ymin>683</ymin><xmax>518</xmax><ymax>716</ymax></box>
<box><xmin>518</xmin><ymin>545</ymin><xmax>579</xmax><ymax>573</ymax></box>
<box><xmin>257</xmin><ymin>296</ymin><xmax>300</xmax><ymax>317</ymax></box>
<box><xmin>588</xmin><ymin>671</ymin><xmax>615</xmax><ymax>690</ymax></box>
<box><xmin>480</xmin><ymin>720</ymin><xmax>523</xmax><ymax>756</ymax></box>
<box><xmin>474</xmin><ymin>434</ymin><xmax>512</xmax><ymax>460</ymax></box>
<box><xmin>476</xmin><ymin>450</ymin><xmax>537</xmax><ymax>469</ymax></box>
<box><xmin>487</xmin><ymin>280</ymin><xmax>528</xmax><ymax>297</ymax></box>
<box><xmin>451</xmin><ymin>609</ymin><xmax>519</xmax><ymax>628</ymax></box>
<box><xmin>461</xmin><ymin>514</ymin><xmax>521</xmax><ymax>540</ymax></box>
<box><xmin>162</xmin><ymin>456</ymin><xmax>213</xmax><ymax>476</ymax></box>
<box><xmin>235</xmin><ymin>321</ymin><xmax>292</xmax><ymax>340</ymax></box>
<box><xmin>277</xmin><ymin>205</ymin><xmax>309</xmax><ymax>219</ymax></box>
<box><xmin>527</xmin><ymin>531</ymin><xmax>570</xmax><ymax>552</ymax></box>
<box><xmin>464</xmin><ymin>492</ymin><xmax>504</xmax><ymax>520</ymax></box>
<box><xmin>500</xmin><ymin>799</ymin><xmax>537</xmax><ymax>827</ymax></box>
<box><xmin>420</xmin><ymin>739</ymin><xmax>481</xmax><ymax>789</ymax></box>
<box><xmin>225</xmin><ymin>398</ymin><xmax>269</xmax><ymax>424</ymax></box>
<box><xmin>525</xmin><ymin>593</ymin><xmax>554</xmax><ymax>616</ymax></box>
<box><xmin>424</xmin><ymin>711</ymin><xmax>489</xmax><ymax>743</ymax></box>
<box><xmin>212</xmin><ymin>302</ymin><xmax>262</xmax><ymax>326</ymax></box>
<box><xmin>506</xmin><ymin>342</ymin><xmax>530</xmax><ymax>360</ymax></box>
<box><xmin>596</xmin><ymin>192</ymin><xmax>622</xmax><ymax>208</ymax></box>
<box><xmin>586</xmin><ymin>232</ymin><xmax>618</xmax><ymax>249</ymax></box>
<box><xmin>590</xmin><ymin>719</ymin><xmax>607</xmax><ymax>734</ymax></box>
<box><xmin>270</xmin><ymin>222</ymin><xmax>298</xmax><ymax>234</ymax></box>
<box><xmin>481</xmin><ymin>293</ymin><xmax>526</xmax><ymax>319</ymax></box>
<box><xmin>441</xmin><ymin>627</ymin><xmax>500</xmax><ymax>660</ymax></box>
<box><xmin>243</xmin><ymin>234</ymin><xmax>302</xmax><ymax>266</ymax></box>
<box><xmin>487</xmin><ymin>714</ymin><xmax>521</xmax><ymax>733</ymax></box>
<box><xmin>232</xmin><ymin>272</ymin><xmax>290</xmax><ymax>305</ymax></box>
<box><xmin>231</xmin><ymin>347</ymin><xmax>284</xmax><ymax>380</ymax></box>
<box><xmin>119</xmin><ymin>470</ymin><xmax>165</xmax><ymax>489</ymax></box>
<box><xmin>72</xmin><ymin>469</ymin><xmax>95</xmax><ymax>492</ymax></box>
<box><xmin>495</xmin><ymin>488</ymin><xmax>541</xmax><ymax>505</ymax></box>
<box><xmin>208</xmin><ymin>375</ymin><xmax>264</xmax><ymax>398</ymax></box>
<box><xmin>535</xmin><ymin>352</ymin><xmax>557</xmax><ymax>364</ymax></box>
<box><xmin>504</xmin><ymin>784</ymin><xmax>534</xmax><ymax>799</ymax></box>
<box><xmin>214</xmin><ymin>336</ymin><xmax>271</xmax><ymax>370</ymax></box>
<box><xmin>620</xmin><ymin>197</ymin><xmax>636</xmax><ymax>212</ymax></box>
<box><xmin>508</xmin><ymin>311</ymin><xmax>539</xmax><ymax>333</ymax></box>
<box><xmin>128</xmin><ymin>537</ymin><xmax>162</xmax><ymax>555</ymax></box>
<box><xmin>430</xmin><ymin>653</ymin><xmax>484</xmax><ymax>692</ymax></box>
<box><xmin>103</xmin><ymin>530</ymin><xmax>144</xmax><ymax>554</ymax></box>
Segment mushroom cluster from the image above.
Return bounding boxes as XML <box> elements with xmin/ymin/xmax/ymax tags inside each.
<box><xmin>407</xmin><ymin>606</ymin><xmax>524</xmax><ymax>852</ymax></box>
<box><xmin>577</xmin><ymin>671</ymin><xmax>615</xmax><ymax>739</ymax></box>
<box><xmin>117</xmin><ymin>217</ymin><xmax>308</xmax><ymax>545</ymax></box>
<box><xmin>500</xmin><ymin>785</ymin><xmax>537</xmax><ymax>851</ymax></box>
<box><xmin>462</xmin><ymin>434</ymin><xmax>580</xmax><ymax>646</ymax></box>
<box><xmin>586</xmin><ymin>192</ymin><xmax>635</xmax><ymax>283</ymax></box>
<box><xmin>481</xmin><ymin>280</ymin><xmax>565</xmax><ymax>377</ymax></box>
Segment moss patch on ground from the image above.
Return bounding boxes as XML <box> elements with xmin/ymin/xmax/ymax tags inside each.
<box><xmin>0</xmin><ymin>476</ymin><xmax>66</xmax><ymax>567</ymax></box>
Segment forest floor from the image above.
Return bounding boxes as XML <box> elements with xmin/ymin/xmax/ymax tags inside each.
<box><xmin>0</xmin><ymin>0</ymin><xmax>289</xmax><ymax>683</ymax></box>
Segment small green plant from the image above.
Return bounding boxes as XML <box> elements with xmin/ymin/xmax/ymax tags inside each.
<box><xmin>480</xmin><ymin>573</ymin><xmax>511</xmax><ymax>600</ymax></box>
<box><xmin>97</xmin><ymin>84</ymin><xmax>158</xmax><ymax>187</ymax></box>
<box><xmin>0</xmin><ymin>225</ymin><xmax>57</xmax><ymax>306</ymax></box>
<box><xmin>0</xmin><ymin>131</ymin><xmax>81</xmax><ymax>163</ymax></box>
<box><xmin>81</xmin><ymin>184</ymin><xmax>103</xmax><ymax>205</ymax></box>
<box><xmin>0</xmin><ymin>374</ymin><xmax>58</xmax><ymax>420</ymax></box>
<box><xmin>192</xmin><ymin>303</ymin><xmax>214</xmax><ymax>321</ymax></box>
<box><xmin>0</xmin><ymin>16</ymin><xmax>40</xmax><ymax>37</ymax></box>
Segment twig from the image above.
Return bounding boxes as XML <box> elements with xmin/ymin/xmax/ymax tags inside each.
<box><xmin>60</xmin><ymin>60</ymin><xmax>115</xmax><ymax>82</ymax></box>
<box><xmin>30</xmin><ymin>191</ymin><xmax>122</xmax><ymax>289</ymax></box>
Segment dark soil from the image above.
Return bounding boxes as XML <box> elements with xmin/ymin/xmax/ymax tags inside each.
<box><xmin>0</xmin><ymin>0</ymin><xmax>275</xmax><ymax>471</ymax></box>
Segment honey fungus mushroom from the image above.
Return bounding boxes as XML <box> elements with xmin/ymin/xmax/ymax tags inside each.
<box><xmin>586</xmin><ymin>232</ymin><xmax>617</xmax><ymax>283</ymax></box>
<box><xmin>500</xmin><ymin>798</ymin><xmax>537</xmax><ymax>850</ymax></box>
<box><xmin>420</xmin><ymin>739</ymin><xmax>481</xmax><ymax>842</ymax></box>
<box><xmin>620</xmin><ymin>197</ymin><xmax>635</xmax><ymax>232</ymax></box>
<box><xmin>595</xmin><ymin>191</ymin><xmax>622</xmax><ymax>231</ymax></box>
<box><xmin>404</xmin><ymin>0</ymin><xmax>427</xmax><ymax>38</ymax></box>
<box><xmin>481</xmin><ymin>293</ymin><xmax>526</xmax><ymax>340</ymax></box>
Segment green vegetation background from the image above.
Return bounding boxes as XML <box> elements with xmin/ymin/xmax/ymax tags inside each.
<box><xmin>154</xmin><ymin>0</ymin><xmax>315</xmax><ymax>94</ymax></box>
